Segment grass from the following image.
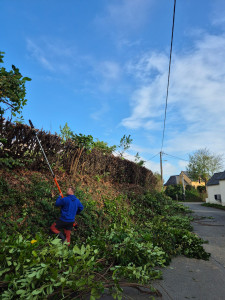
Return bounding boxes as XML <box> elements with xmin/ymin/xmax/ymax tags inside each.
<box><xmin>201</xmin><ymin>203</ymin><xmax>225</xmax><ymax>211</ymax></box>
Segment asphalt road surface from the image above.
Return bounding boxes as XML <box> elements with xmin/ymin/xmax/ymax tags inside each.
<box><xmin>100</xmin><ymin>202</ymin><xmax>225</xmax><ymax>300</ymax></box>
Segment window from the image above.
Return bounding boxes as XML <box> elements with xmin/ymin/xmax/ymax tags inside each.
<box><xmin>214</xmin><ymin>194</ymin><xmax>221</xmax><ymax>202</ymax></box>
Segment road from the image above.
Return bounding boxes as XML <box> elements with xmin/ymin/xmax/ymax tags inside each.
<box><xmin>100</xmin><ymin>202</ymin><xmax>225</xmax><ymax>300</ymax></box>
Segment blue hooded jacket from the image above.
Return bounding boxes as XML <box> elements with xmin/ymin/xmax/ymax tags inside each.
<box><xmin>55</xmin><ymin>195</ymin><xmax>84</xmax><ymax>222</ymax></box>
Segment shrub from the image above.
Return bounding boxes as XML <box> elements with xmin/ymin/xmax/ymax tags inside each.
<box><xmin>165</xmin><ymin>184</ymin><xmax>183</xmax><ymax>201</ymax></box>
<box><xmin>185</xmin><ymin>189</ymin><xmax>202</xmax><ymax>202</ymax></box>
<box><xmin>197</xmin><ymin>185</ymin><xmax>206</xmax><ymax>193</ymax></box>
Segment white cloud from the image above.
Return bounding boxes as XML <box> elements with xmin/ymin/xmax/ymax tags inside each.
<box><xmin>26</xmin><ymin>37</ymin><xmax>76</xmax><ymax>73</ymax></box>
<box><xmin>98</xmin><ymin>61</ymin><xmax>121</xmax><ymax>80</ymax></box>
<box><xmin>121</xmin><ymin>56</ymin><xmax>167</xmax><ymax>129</ymax></box>
<box><xmin>117</xmin><ymin>38</ymin><xmax>141</xmax><ymax>50</ymax></box>
<box><xmin>26</xmin><ymin>38</ymin><xmax>120</xmax><ymax>94</ymax></box>
<box><xmin>95</xmin><ymin>0</ymin><xmax>154</xmax><ymax>34</ymax></box>
<box><xmin>27</xmin><ymin>39</ymin><xmax>54</xmax><ymax>71</ymax></box>
<box><xmin>122</xmin><ymin>32</ymin><xmax>225</xmax><ymax>155</ymax></box>
<box><xmin>145</xmin><ymin>160</ymin><xmax>177</xmax><ymax>181</ymax></box>
<box><xmin>90</xmin><ymin>101</ymin><xmax>110</xmax><ymax>121</ymax></box>
<box><xmin>86</xmin><ymin>60</ymin><xmax>122</xmax><ymax>94</ymax></box>
<box><xmin>108</xmin><ymin>0</ymin><xmax>153</xmax><ymax>29</ymax></box>
<box><xmin>211</xmin><ymin>1</ymin><xmax>225</xmax><ymax>28</ymax></box>
<box><xmin>126</xmin><ymin>52</ymin><xmax>168</xmax><ymax>82</ymax></box>
<box><xmin>178</xmin><ymin>160</ymin><xmax>188</xmax><ymax>169</ymax></box>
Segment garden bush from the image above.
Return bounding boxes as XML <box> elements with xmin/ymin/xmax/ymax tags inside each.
<box><xmin>185</xmin><ymin>189</ymin><xmax>202</xmax><ymax>202</ymax></box>
<box><xmin>164</xmin><ymin>184</ymin><xmax>183</xmax><ymax>201</ymax></box>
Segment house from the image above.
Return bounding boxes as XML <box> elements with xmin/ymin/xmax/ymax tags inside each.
<box><xmin>206</xmin><ymin>171</ymin><xmax>225</xmax><ymax>206</ymax></box>
<box><xmin>164</xmin><ymin>174</ymin><xmax>190</xmax><ymax>187</ymax></box>
<box><xmin>164</xmin><ymin>171</ymin><xmax>205</xmax><ymax>189</ymax></box>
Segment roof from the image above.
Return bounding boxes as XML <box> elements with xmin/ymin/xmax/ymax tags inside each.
<box><xmin>182</xmin><ymin>171</ymin><xmax>190</xmax><ymax>177</ymax></box>
<box><xmin>164</xmin><ymin>175</ymin><xmax>191</xmax><ymax>187</ymax></box>
<box><xmin>182</xmin><ymin>171</ymin><xmax>193</xmax><ymax>181</ymax></box>
<box><xmin>207</xmin><ymin>171</ymin><xmax>225</xmax><ymax>186</ymax></box>
<box><xmin>164</xmin><ymin>175</ymin><xmax>179</xmax><ymax>186</ymax></box>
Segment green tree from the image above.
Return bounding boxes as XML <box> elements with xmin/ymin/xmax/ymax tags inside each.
<box><xmin>93</xmin><ymin>139</ymin><xmax>117</xmax><ymax>155</ymax></box>
<box><xmin>186</xmin><ymin>148</ymin><xmax>224</xmax><ymax>184</ymax></box>
<box><xmin>0</xmin><ymin>51</ymin><xmax>31</xmax><ymax>120</ymax></box>
<box><xmin>118</xmin><ymin>134</ymin><xmax>133</xmax><ymax>158</ymax></box>
<box><xmin>72</xmin><ymin>133</ymin><xmax>94</xmax><ymax>151</ymax></box>
<box><xmin>59</xmin><ymin>122</ymin><xmax>73</xmax><ymax>142</ymax></box>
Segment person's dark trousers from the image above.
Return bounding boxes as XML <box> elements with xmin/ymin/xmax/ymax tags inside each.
<box><xmin>50</xmin><ymin>219</ymin><xmax>74</xmax><ymax>245</ymax></box>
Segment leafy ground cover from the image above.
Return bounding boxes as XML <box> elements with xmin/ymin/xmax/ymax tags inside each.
<box><xmin>0</xmin><ymin>169</ymin><xmax>210</xmax><ymax>299</ymax></box>
<box><xmin>202</xmin><ymin>203</ymin><xmax>225</xmax><ymax>211</ymax></box>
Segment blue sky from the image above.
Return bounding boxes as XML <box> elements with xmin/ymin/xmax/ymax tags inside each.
<box><xmin>1</xmin><ymin>0</ymin><xmax>225</xmax><ymax>181</ymax></box>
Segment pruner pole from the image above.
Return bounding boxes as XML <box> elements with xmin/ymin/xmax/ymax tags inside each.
<box><xmin>29</xmin><ymin>119</ymin><xmax>63</xmax><ymax>197</ymax></box>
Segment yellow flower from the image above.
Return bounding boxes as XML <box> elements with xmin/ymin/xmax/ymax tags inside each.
<box><xmin>31</xmin><ymin>240</ymin><xmax>37</xmax><ymax>244</ymax></box>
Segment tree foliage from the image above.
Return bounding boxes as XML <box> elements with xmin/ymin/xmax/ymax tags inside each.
<box><xmin>0</xmin><ymin>51</ymin><xmax>31</xmax><ymax>119</ymax></box>
<box><xmin>59</xmin><ymin>123</ymin><xmax>116</xmax><ymax>154</ymax></box>
<box><xmin>186</xmin><ymin>148</ymin><xmax>224</xmax><ymax>183</ymax></box>
<box><xmin>118</xmin><ymin>134</ymin><xmax>133</xmax><ymax>157</ymax></box>
<box><xmin>93</xmin><ymin>139</ymin><xmax>116</xmax><ymax>155</ymax></box>
<box><xmin>59</xmin><ymin>122</ymin><xmax>73</xmax><ymax>142</ymax></box>
<box><xmin>134</xmin><ymin>152</ymin><xmax>145</xmax><ymax>166</ymax></box>
<box><xmin>72</xmin><ymin>133</ymin><xmax>94</xmax><ymax>150</ymax></box>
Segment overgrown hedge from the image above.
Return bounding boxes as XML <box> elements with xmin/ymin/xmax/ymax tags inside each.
<box><xmin>0</xmin><ymin>119</ymin><xmax>157</xmax><ymax>189</ymax></box>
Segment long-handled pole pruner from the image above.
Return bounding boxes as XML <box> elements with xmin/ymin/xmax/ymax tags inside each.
<box><xmin>29</xmin><ymin>119</ymin><xmax>63</xmax><ymax>198</ymax></box>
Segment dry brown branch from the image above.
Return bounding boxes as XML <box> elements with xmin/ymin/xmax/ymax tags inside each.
<box><xmin>72</xmin><ymin>147</ymin><xmax>84</xmax><ymax>179</ymax></box>
<box><xmin>104</xmin><ymin>282</ymin><xmax>162</xmax><ymax>297</ymax></box>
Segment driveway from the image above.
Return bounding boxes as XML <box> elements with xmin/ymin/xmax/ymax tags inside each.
<box><xmin>101</xmin><ymin>202</ymin><xmax>225</xmax><ymax>300</ymax></box>
<box><xmin>151</xmin><ymin>202</ymin><xmax>225</xmax><ymax>300</ymax></box>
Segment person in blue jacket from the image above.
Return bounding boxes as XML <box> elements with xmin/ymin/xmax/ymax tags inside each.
<box><xmin>50</xmin><ymin>186</ymin><xmax>83</xmax><ymax>245</ymax></box>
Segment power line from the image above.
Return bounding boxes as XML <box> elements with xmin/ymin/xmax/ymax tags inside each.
<box><xmin>163</xmin><ymin>152</ymin><xmax>189</xmax><ymax>162</ymax></box>
<box><xmin>161</xmin><ymin>0</ymin><xmax>177</xmax><ymax>152</ymax></box>
<box><xmin>146</xmin><ymin>152</ymin><xmax>160</xmax><ymax>162</ymax></box>
<box><xmin>122</xmin><ymin>152</ymin><xmax>160</xmax><ymax>162</ymax></box>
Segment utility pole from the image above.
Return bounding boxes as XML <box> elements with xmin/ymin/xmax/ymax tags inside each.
<box><xmin>160</xmin><ymin>151</ymin><xmax>163</xmax><ymax>187</ymax></box>
<box><xmin>182</xmin><ymin>173</ymin><xmax>185</xmax><ymax>201</ymax></box>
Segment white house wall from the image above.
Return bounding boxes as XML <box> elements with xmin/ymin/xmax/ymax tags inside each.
<box><xmin>206</xmin><ymin>180</ymin><xmax>225</xmax><ymax>206</ymax></box>
<box><xmin>220</xmin><ymin>180</ymin><xmax>225</xmax><ymax>206</ymax></box>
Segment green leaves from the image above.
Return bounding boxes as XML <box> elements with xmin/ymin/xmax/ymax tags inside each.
<box><xmin>72</xmin><ymin>133</ymin><xmax>94</xmax><ymax>150</ymax></box>
<box><xmin>187</xmin><ymin>148</ymin><xmax>224</xmax><ymax>182</ymax></box>
<box><xmin>0</xmin><ymin>174</ymin><xmax>210</xmax><ymax>299</ymax></box>
<box><xmin>93</xmin><ymin>139</ymin><xmax>117</xmax><ymax>155</ymax></box>
<box><xmin>118</xmin><ymin>134</ymin><xmax>133</xmax><ymax>157</ymax></box>
<box><xmin>0</xmin><ymin>51</ymin><xmax>31</xmax><ymax>119</ymax></box>
<box><xmin>0</xmin><ymin>234</ymin><xmax>103</xmax><ymax>299</ymax></box>
<box><xmin>59</xmin><ymin>122</ymin><xmax>73</xmax><ymax>142</ymax></box>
